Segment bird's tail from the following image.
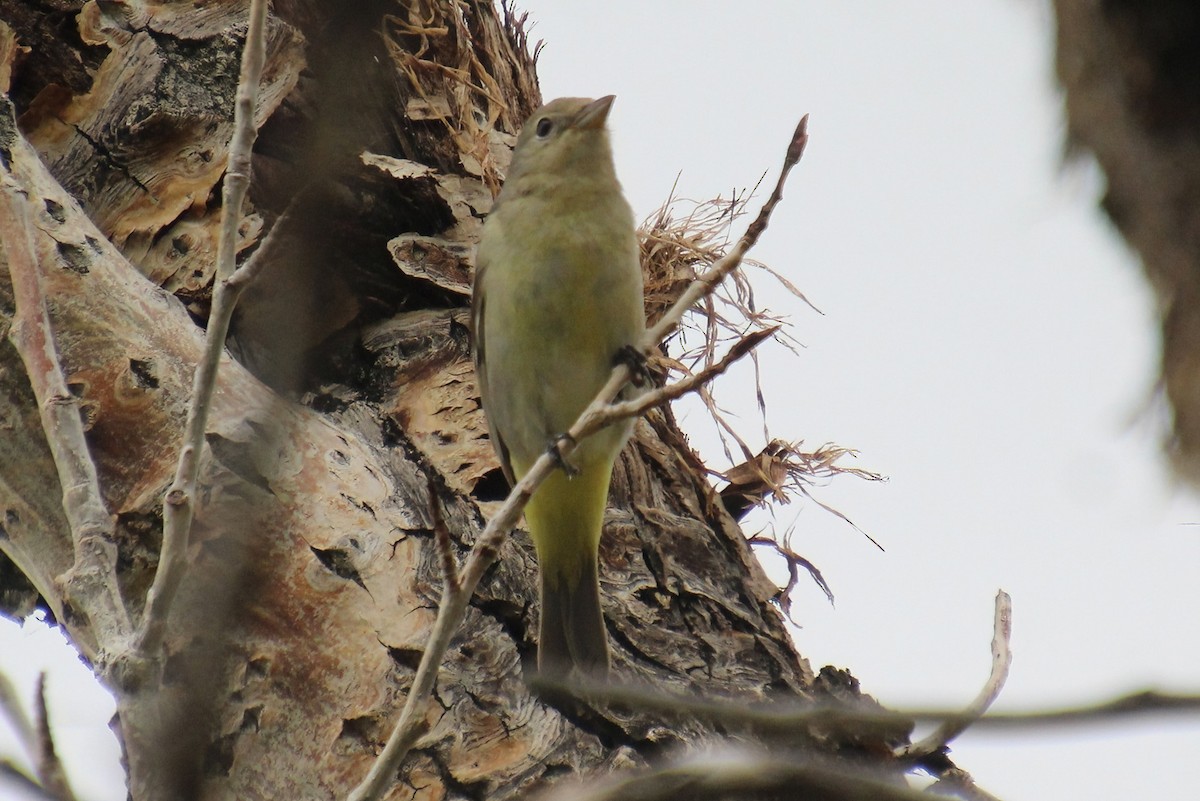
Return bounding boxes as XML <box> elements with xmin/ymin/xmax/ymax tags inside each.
<box><xmin>522</xmin><ymin>466</ymin><xmax>612</xmax><ymax>679</ymax></box>
<box><xmin>538</xmin><ymin>550</ymin><xmax>609</xmax><ymax>678</ymax></box>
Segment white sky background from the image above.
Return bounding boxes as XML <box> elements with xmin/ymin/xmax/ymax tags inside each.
<box><xmin>2</xmin><ymin>1</ymin><xmax>1199</xmax><ymax>799</ymax></box>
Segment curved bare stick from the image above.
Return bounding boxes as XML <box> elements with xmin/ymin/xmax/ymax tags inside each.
<box><xmin>898</xmin><ymin>590</ymin><xmax>1013</xmax><ymax>760</ymax></box>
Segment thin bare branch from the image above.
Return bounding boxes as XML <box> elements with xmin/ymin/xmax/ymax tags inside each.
<box><xmin>601</xmin><ymin>326</ymin><xmax>780</xmax><ymax>423</ymax></box>
<box><xmin>0</xmin><ymin>674</ymin><xmax>76</xmax><ymax>800</ymax></box>
<box><xmin>643</xmin><ymin>117</ymin><xmax>808</xmax><ymax>361</ymax></box>
<box><xmin>535</xmin><ymin>750</ymin><xmax>945</xmax><ymax>801</ymax></box>
<box><xmin>747</xmin><ymin>533</ymin><xmax>835</xmax><ymax>610</ymax></box>
<box><xmin>135</xmin><ymin>0</ymin><xmax>270</xmax><ymax>659</ymax></box>
<box><xmin>537</xmin><ymin>675</ymin><xmax>1200</xmax><ymax>739</ymax></box>
<box><xmin>0</xmin><ymin>761</ymin><xmax>61</xmax><ymax>801</ymax></box>
<box><xmin>226</xmin><ymin>203</ymin><xmax>295</xmax><ymax>294</ymax></box>
<box><xmin>32</xmin><ymin>676</ymin><xmax>75</xmax><ymax>801</ymax></box>
<box><xmin>899</xmin><ymin>590</ymin><xmax>1013</xmax><ymax>761</ymax></box>
<box><xmin>0</xmin><ymin>672</ymin><xmax>36</xmax><ymax>762</ymax></box>
<box><xmin>926</xmin><ymin>767</ymin><xmax>1007</xmax><ymax>801</ymax></box>
<box><xmin>0</xmin><ymin>178</ymin><xmax>131</xmax><ymax>649</ymax></box>
<box><xmin>970</xmin><ymin>688</ymin><xmax>1200</xmax><ymax>727</ymax></box>
<box><xmin>348</xmin><ymin>116</ymin><xmax>811</xmax><ymax>801</ymax></box>
<box><xmin>530</xmin><ymin>675</ymin><xmax>904</xmax><ymax>744</ymax></box>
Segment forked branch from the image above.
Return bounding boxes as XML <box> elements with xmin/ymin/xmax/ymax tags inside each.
<box><xmin>0</xmin><ymin>176</ymin><xmax>131</xmax><ymax>654</ymax></box>
<box><xmin>133</xmin><ymin>0</ymin><xmax>270</xmax><ymax>660</ymax></box>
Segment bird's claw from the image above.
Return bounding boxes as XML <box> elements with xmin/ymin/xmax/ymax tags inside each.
<box><xmin>546</xmin><ymin>433</ymin><xmax>580</xmax><ymax>477</ymax></box>
<box><xmin>614</xmin><ymin>344</ymin><xmax>656</xmax><ymax>388</ymax></box>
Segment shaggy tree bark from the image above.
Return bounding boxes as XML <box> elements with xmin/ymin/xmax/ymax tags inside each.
<box><xmin>0</xmin><ymin>2</ymin><xmax>901</xmax><ymax>799</ymax></box>
<box><xmin>1053</xmin><ymin>0</ymin><xmax>1200</xmax><ymax>483</ymax></box>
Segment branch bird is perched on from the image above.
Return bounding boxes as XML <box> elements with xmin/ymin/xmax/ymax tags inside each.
<box><xmin>472</xmin><ymin>96</ymin><xmax>645</xmax><ymax>678</ymax></box>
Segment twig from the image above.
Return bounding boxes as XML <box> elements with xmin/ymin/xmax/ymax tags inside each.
<box><xmin>963</xmin><ymin>689</ymin><xmax>1200</xmax><ymax>728</ymax></box>
<box><xmin>0</xmin><ymin>674</ymin><xmax>76</xmax><ymax>800</ymax></box>
<box><xmin>225</xmin><ymin>203</ymin><xmax>295</xmax><ymax>295</ymax></box>
<box><xmin>746</xmin><ymin>533</ymin><xmax>835</xmax><ymax>609</ymax></box>
<box><xmin>603</xmin><ymin>326</ymin><xmax>779</xmax><ymax>423</ymax></box>
<box><xmin>134</xmin><ymin>0</ymin><xmax>270</xmax><ymax>658</ymax></box>
<box><xmin>0</xmin><ymin>761</ymin><xmax>61</xmax><ymax>801</ymax></box>
<box><xmin>898</xmin><ymin>590</ymin><xmax>1013</xmax><ymax>760</ymax></box>
<box><xmin>529</xmin><ymin>675</ymin><xmax>905</xmax><ymax>743</ymax></box>
<box><xmin>347</xmin><ymin>116</ymin><xmax>811</xmax><ymax>801</ymax></box>
<box><xmin>535</xmin><ymin>750</ymin><xmax>946</xmax><ymax>801</ymax></box>
<box><xmin>0</xmin><ymin>178</ymin><xmax>132</xmax><ymax>649</ymax></box>
<box><xmin>926</xmin><ymin>767</ymin><xmax>1006</xmax><ymax>801</ymax></box>
<box><xmin>0</xmin><ymin>672</ymin><xmax>36</xmax><ymax>762</ymax></box>
<box><xmin>535</xmin><ymin>675</ymin><xmax>1200</xmax><ymax>738</ymax></box>
<box><xmin>32</xmin><ymin>676</ymin><xmax>76</xmax><ymax>801</ymax></box>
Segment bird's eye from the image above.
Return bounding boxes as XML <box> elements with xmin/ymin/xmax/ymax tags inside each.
<box><xmin>535</xmin><ymin>118</ymin><xmax>553</xmax><ymax>138</ymax></box>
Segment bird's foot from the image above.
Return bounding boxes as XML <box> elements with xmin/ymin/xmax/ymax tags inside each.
<box><xmin>614</xmin><ymin>344</ymin><xmax>657</xmax><ymax>388</ymax></box>
<box><xmin>546</xmin><ymin>433</ymin><xmax>580</xmax><ymax>477</ymax></box>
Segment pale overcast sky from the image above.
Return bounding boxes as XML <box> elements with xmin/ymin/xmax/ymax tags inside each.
<box><xmin>3</xmin><ymin>3</ymin><xmax>1199</xmax><ymax>800</ymax></box>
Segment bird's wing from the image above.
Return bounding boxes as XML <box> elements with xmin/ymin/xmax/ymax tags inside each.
<box><xmin>470</xmin><ymin>253</ymin><xmax>517</xmax><ymax>487</ymax></box>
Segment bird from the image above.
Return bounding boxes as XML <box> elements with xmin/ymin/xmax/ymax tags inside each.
<box><xmin>472</xmin><ymin>95</ymin><xmax>645</xmax><ymax>678</ymax></box>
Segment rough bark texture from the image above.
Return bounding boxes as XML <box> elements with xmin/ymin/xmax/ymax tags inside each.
<box><xmin>1054</xmin><ymin>0</ymin><xmax>1200</xmax><ymax>483</ymax></box>
<box><xmin>0</xmin><ymin>2</ymin><xmax>898</xmax><ymax>799</ymax></box>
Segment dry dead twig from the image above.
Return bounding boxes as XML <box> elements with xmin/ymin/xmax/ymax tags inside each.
<box><xmin>726</xmin><ymin>439</ymin><xmax>886</xmax><ymax>615</ymax></box>
<box><xmin>133</xmin><ymin>0</ymin><xmax>270</xmax><ymax>661</ymax></box>
<box><xmin>0</xmin><ymin>672</ymin><xmax>35</xmax><ymax>765</ymax></box>
<box><xmin>641</xmin><ymin>186</ymin><xmax>883</xmax><ymax>587</ymax></box>
<box><xmin>31</xmin><ymin>676</ymin><xmax>75</xmax><ymax>801</ymax></box>
<box><xmin>0</xmin><ymin>176</ymin><xmax>131</xmax><ymax>657</ymax></box>
<box><xmin>0</xmin><ymin>673</ymin><xmax>76</xmax><ymax>801</ymax></box>
<box><xmin>383</xmin><ymin>1</ymin><xmax>534</xmax><ymax>194</ymax></box>
<box><xmin>548</xmin><ymin>673</ymin><xmax>1200</xmax><ymax>735</ymax></box>
<box><xmin>534</xmin><ymin>750</ymin><xmax>946</xmax><ymax>801</ymax></box>
<box><xmin>640</xmin><ymin>188</ymin><xmax>812</xmax><ymax>469</ymax></box>
<box><xmin>899</xmin><ymin>591</ymin><xmax>1013</xmax><ymax>761</ymax></box>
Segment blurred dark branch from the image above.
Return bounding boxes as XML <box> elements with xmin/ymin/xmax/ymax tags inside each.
<box><xmin>0</xmin><ymin>673</ymin><xmax>76</xmax><ymax>801</ymax></box>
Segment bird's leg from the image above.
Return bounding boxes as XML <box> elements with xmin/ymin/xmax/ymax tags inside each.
<box><xmin>546</xmin><ymin>433</ymin><xmax>581</xmax><ymax>477</ymax></box>
<box><xmin>614</xmin><ymin>344</ymin><xmax>658</xmax><ymax>388</ymax></box>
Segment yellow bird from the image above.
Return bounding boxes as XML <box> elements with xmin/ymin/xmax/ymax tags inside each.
<box><xmin>472</xmin><ymin>96</ymin><xmax>645</xmax><ymax>678</ymax></box>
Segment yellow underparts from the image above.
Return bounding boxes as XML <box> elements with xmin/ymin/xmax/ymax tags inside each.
<box><xmin>517</xmin><ymin>459</ymin><xmax>614</xmax><ymax>586</ymax></box>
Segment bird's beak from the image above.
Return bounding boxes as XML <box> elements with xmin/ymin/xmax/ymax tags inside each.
<box><xmin>573</xmin><ymin>95</ymin><xmax>615</xmax><ymax>131</ymax></box>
